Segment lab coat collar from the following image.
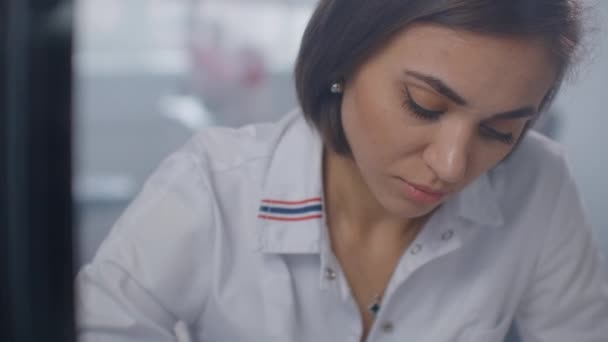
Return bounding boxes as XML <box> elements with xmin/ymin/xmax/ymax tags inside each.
<box><xmin>256</xmin><ymin>110</ymin><xmax>505</xmax><ymax>254</ymax></box>
<box><xmin>257</xmin><ymin>110</ymin><xmax>326</xmax><ymax>254</ymax></box>
<box><xmin>450</xmin><ymin>171</ymin><xmax>505</xmax><ymax>228</ymax></box>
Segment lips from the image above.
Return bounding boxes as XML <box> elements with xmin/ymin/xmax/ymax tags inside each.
<box><xmin>406</xmin><ymin>182</ymin><xmax>447</xmax><ymax>196</ymax></box>
<box><xmin>397</xmin><ymin>177</ymin><xmax>448</xmax><ymax>205</ymax></box>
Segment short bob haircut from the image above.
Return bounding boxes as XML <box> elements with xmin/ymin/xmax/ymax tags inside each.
<box><xmin>295</xmin><ymin>0</ymin><xmax>583</xmax><ymax>155</ymax></box>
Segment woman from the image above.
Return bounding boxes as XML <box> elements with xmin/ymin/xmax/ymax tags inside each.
<box><xmin>77</xmin><ymin>0</ymin><xmax>608</xmax><ymax>341</ymax></box>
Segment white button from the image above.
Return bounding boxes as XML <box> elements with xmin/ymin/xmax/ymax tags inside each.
<box><xmin>441</xmin><ymin>230</ymin><xmax>454</xmax><ymax>241</ymax></box>
<box><xmin>325</xmin><ymin>267</ymin><xmax>336</xmax><ymax>280</ymax></box>
<box><xmin>381</xmin><ymin>321</ymin><xmax>394</xmax><ymax>333</ymax></box>
<box><xmin>410</xmin><ymin>244</ymin><xmax>422</xmax><ymax>255</ymax></box>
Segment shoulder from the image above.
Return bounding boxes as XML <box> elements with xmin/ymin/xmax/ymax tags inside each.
<box><xmin>110</xmin><ymin>110</ymin><xmax>306</xmax><ymax>262</ymax></box>
<box><xmin>509</xmin><ymin>137</ymin><xmax>608</xmax><ymax>337</ymax></box>
<box><xmin>182</xmin><ymin>110</ymin><xmax>303</xmax><ymax>174</ymax></box>
<box><xmin>85</xmin><ymin>112</ymin><xmax>305</xmax><ymax>318</ymax></box>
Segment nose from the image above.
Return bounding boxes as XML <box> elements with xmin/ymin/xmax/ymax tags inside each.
<box><xmin>422</xmin><ymin>122</ymin><xmax>474</xmax><ymax>184</ymax></box>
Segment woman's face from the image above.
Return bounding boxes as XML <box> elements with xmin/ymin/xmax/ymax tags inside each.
<box><xmin>341</xmin><ymin>23</ymin><xmax>557</xmax><ymax>219</ymax></box>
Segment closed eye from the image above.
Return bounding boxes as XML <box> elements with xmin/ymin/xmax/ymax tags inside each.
<box><xmin>479</xmin><ymin>124</ymin><xmax>515</xmax><ymax>145</ymax></box>
<box><xmin>402</xmin><ymin>85</ymin><xmax>517</xmax><ymax>145</ymax></box>
<box><xmin>402</xmin><ymin>86</ymin><xmax>443</xmax><ymax>121</ymax></box>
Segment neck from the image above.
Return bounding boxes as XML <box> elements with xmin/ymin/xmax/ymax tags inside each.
<box><xmin>323</xmin><ymin>148</ymin><xmax>422</xmax><ymax>242</ymax></box>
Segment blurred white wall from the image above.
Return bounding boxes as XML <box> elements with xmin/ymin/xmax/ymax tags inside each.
<box><xmin>554</xmin><ymin>0</ymin><xmax>608</xmax><ymax>251</ymax></box>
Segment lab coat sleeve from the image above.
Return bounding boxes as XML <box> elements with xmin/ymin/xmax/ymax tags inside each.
<box><xmin>76</xmin><ymin>150</ymin><xmax>215</xmax><ymax>342</ymax></box>
<box><xmin>515</xmin><ymin>159</ymin><xmax>608</xmax><ymax>342</ymax></box>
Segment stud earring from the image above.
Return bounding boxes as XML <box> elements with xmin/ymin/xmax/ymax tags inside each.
<box><xmin>330</xmin><ymin>82</ymin><xmax>343</xmax><ymax>94</ymax></box>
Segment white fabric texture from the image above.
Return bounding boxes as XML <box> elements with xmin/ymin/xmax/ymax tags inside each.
<box><xmin>76</xmin><ymin>110</ymin><xmax>608</xmax><ymax>342</ymax></box>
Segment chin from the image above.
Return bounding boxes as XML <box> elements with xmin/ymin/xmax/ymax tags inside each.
<box><xmin>383</xmin><ymin>196</ymin><xmax>439</xmax><ymax>219</ymax></box>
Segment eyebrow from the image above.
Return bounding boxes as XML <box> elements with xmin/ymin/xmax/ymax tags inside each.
<box><xmin>404</xmin><ymin>70</ymin><xmax>538</xmax><ymax>120</ymax></box>
<box><xmin>405</xmin><ymin>70</ymin><xmax>468</xmax><ymax>106</ymax></box>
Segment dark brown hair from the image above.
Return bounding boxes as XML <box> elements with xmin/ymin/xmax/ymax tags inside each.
<box><xmin>294</xmin><ymin>0</ymin><xmax>583</xmax><ymax>155</ymax></box>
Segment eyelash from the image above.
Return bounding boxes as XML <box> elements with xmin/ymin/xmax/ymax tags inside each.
<box><xmin>402</xmin><ymin>87</ymin><xmax>515</xmax><ymax>145</ymax></box>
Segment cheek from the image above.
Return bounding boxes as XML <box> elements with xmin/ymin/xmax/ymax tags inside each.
<box><xmin>343</xmin><ymin>102</ymin><xmax>425</xmax><ymax>171</ymax></box>
<box><xmin>342</xmin><ymin>109</ymin><xmax>390</xmax><ymax>175</ymax></box>
<box><xmin>341</xmin><ymin>76</ymin><xmax>432</xmax><ymax>175</ymax></box>
<box><xmin>342</xmin><ymin>87</ymin><xmax>394</xmax><ymax>158</ymax></box>
<box><xmin>342</xmin><ymin>66</ymin><xmax>409</xmax><ymax>148</ymax></box>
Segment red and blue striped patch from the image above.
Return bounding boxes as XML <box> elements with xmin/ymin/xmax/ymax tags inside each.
<box><xmin>258</xmin><ymin>197</ymin><xmax>323</xmax><ymax>221</ymax></box>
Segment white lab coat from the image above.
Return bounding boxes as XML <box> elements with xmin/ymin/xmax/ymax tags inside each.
<box><xmin>76</xmin><ymin>110</ymin><xmax>608</xmax><ymax>342</ymax></box>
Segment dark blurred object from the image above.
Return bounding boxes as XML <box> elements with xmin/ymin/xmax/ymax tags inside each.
<box><xmin>0</xmin><ymin>0</ymin><xmax>75</xmax><ymax>341</ymax></box>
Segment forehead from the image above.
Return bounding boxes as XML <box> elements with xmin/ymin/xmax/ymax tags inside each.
<box><xmin>369</xmin><ymin>23</ymin><xmax>557</xmax><ymax>111</ymax></box>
